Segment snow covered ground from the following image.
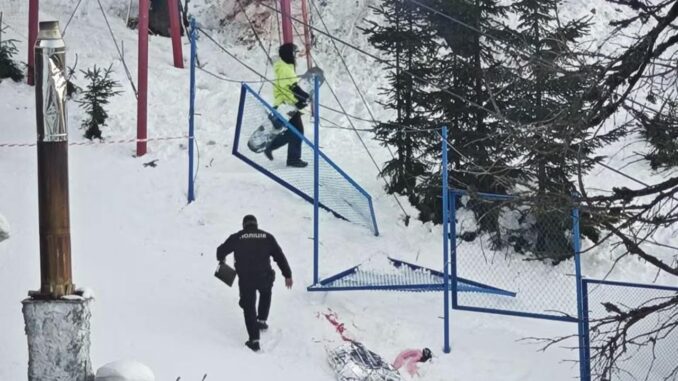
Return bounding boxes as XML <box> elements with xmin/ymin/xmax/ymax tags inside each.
<box><xmin>1</xmin><ymin>1</ymin><xmax>676</xmax><ymax>380</ymax></box>
<box><xmin>0</xmin><ymin>213</ymin><xmax>8</xmax><ymax>242</ymax></box>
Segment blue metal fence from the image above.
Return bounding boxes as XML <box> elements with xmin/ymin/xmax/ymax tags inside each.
<box><xmin>232</xmin><ymin>84</ymin><xmax>378</xmax><ymax>236</ymax></box>
<box><xmin>307</xmin><ymin>257</ymin><xmax>515</xmax><ymax>295</ymax></box>
<box><xmin>442</xmin><ymin>126</ymin><xmax>451</xmax><ymax>353</ymax></box>
<box><xmin>450</xmin><ymin>189</ymin><xmax>582</xmax><ymax>323</ymax></box>
<box><xmin>307</xmin><ymin>127</ymin><xmax>515</xmax><ymax>354</ymax></box>
<box><xmin>187</xmin><ymin>18</ymin><xmax>197</xmax><ymax>204</ymax></box>
<box><xmin>580</xmin><ymin>278</ymin><xmax>678</xmax><ymax>381</ymax></box>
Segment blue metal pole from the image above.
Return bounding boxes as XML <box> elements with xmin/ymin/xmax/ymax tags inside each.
<box><xmin>572</xmin><ymin>203</ymin><xmax>587</xmax><ymax>380</ymax></box>
<box><xmin>581</xmin><ymin>280</ymin><xmax>591</xmax><ymax>381</ymax></box>
<box><xmin>187</xmin><ymin>18</ymin><xmax>197</xmax><ymax>204</ymax></box>
<box><xmin>442</xmin><ymin>126</ymin><xmax>451</xmax><ymax>354</ymax></box>
<box><xmin>450</xmin><ymin>185</ymin><xmax>458</xmax><ymax>309</ymax></box>
<box><xmin>313</xmin><ymin>75</ymin><xmax>320</xmax><ymax>285</ymax></box>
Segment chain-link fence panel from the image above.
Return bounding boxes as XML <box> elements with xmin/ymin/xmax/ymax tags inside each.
<box><xmin>451</xmin><ymin>190</ymin><xmax>581</xmax><ymax>321</ymax></box>
<box><xmin>582</xmin><ymin>279</ymin><xmax>678</xmax><ymax>381</ymax></box>
<box><xmin>233</xmin><ymin>84</ymin><xmax>378</xmax><ymax>235</ymax></box>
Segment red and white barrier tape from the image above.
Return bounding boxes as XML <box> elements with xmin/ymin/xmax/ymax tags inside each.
<box><xmin>0</xmin><ymin>136</ymin><xmax>189</xmax><ymax>148</ymax></box>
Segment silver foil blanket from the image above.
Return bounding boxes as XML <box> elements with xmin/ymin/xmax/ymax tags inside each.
<box><xmin>327</xmin><ymin>342</ymin><xmax>402</xmax><ymax>381</ymax></box>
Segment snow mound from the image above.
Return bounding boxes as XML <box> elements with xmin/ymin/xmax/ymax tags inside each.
<box><xmin>95</xmin><ymin>361</ymin><xmax>155</xmax><ymax>381</ymax></box>
<box><xmin>78</xmin><ymin>287</ymin><xmax>96</xmax><ymax>299</ymax></box>
<box><xmin>0</xmin><ymin>213</ymin><xmax>9</xmax><ymax>242</ymax></box>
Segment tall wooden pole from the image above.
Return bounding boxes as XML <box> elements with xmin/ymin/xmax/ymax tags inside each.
<box><xmin>280</xmin><ymin>0</ymin><xmax>293</xmax><ymax>44</ymax></box>
<box><xmin>300</xmin><ymin>0</ymin><xmax>312</xmax><ymax>70</ymax></box>
<box><xmin>137</xmin><ymin>0</ymin><xmax>149</xmax><ymax>156</ymax></box>
<box><xmin>168</xmin><ymin>0</ymin><xmax>184</xmax><ymax>68</ymax></box>
<box><xmin>27</xmin><ymin>0</ymin><xmax>39</xmax><ymax>86</ymax></box>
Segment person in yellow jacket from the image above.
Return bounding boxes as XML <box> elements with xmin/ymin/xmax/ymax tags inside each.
<box><xmin>265</xmin><ymin>43</ymin><xmax>310</xmax><ymax>168</ymax></box>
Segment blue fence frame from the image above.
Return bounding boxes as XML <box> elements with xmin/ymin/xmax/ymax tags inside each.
<box><xmin>306</xmin><ymin>127</ymin><xmax>515</xmax><ymax>354</ymax></box>
<box><xmin>579</xmin><ymin>278</ymin><xmax>678</xmax><ymax>381</ymax></box>
<box><xmin>442</xmin><ymin>126</ymin><xmax>451</xmax><ymax>352</ymax></box>
<box><xmin>232</xmin><ymin>84</ymin><xmax>379</xmax><ymax>236</ymax></box>
<box><xmin>313</xmin><ymin>76</ymin><xmax>321</xmax><ymax>285</ymax></box>
<box><xmin>233</xmin><ymin>80</ymin><xmax>378</xmax><ymax>291</ymax></box>
<box><xmin>449</xmin><ymin>188</ymin><xmax>582</xmax><ymax>323</ymax></box>
<box><xmin>187</xmin><ymin>18</ymin><xmax>197</xmax><ymax>204</ymax></box>
<box><xmin>306</xmin><ymin>256</ymin><xmax>515</xmax><ymax>295</ymax></box>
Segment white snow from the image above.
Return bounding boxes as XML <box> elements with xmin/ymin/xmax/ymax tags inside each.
<box><xmin>95</xmin><ymin>360</ymin><xmax>155</xmax><ymax>381</ymax></box>
<box><xmin>0</xmin><ymin>0</ymin><xmax>676</xmax><ymax>380</ymax></box>
<box><xmin>78</xmin><ymin>287</ymin><xmax>96</xmax><ymax>299</ymax></box>
<box><xmin>0</xmin><ymin>213</ymin><xmax>9</xmax><ymax>242</ymax></box>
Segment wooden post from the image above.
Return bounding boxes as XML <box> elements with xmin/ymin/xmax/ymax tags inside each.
<box><xmin>167</xmin><ymin>0</ymin><xmax>183</xmax><ymax>68</ymax></box>
<box><xmin>137</xmin><ymin>0</ymin><xmax>149</xmax><ymax>156</ymax></box>
<box><xmin>280</xmin><ymin>0</ymin><xmax>293</xmax><ymax>44</ymax></box>
<box><xmin>27</xmin><ymin>0</ymin><xmax>39</xmax><ymax>86</ymax></box>
<box><xmin>300</xmin><ymin>0</ymin><xmax>312</xmax><ymax>70</ymax></box>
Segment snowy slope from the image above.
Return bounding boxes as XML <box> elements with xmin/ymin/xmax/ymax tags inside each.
<box><xmin>0</xmin><ymin>1</ymin><xmax>676</xmax><ymax>380</ymax></box>
<box><xmin>0</xmin><ymin>213</ymin><xmax>8</xmax><ymax>242</ymax></box>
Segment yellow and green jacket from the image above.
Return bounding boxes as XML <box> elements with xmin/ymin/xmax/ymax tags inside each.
<box><xmin>273</xmin><ymin>59</ymin><xmax>299</xmax><ymax>107</ymax></box>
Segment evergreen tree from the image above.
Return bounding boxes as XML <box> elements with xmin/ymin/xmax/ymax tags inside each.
<box><xmin>508</xmin><ymin>0</ymin><xmax>593</xmax><ymax>195</ymax></box>
<box><xmin>78</xmin><ymin>65</ymin><xmax>121</xmax><ymax>140</ymax></box>
<box><xmin>416</xmin><ymin>0</ymin><xmax>521</xmax><ymax>226</ymax></box>
<box><xmin>0</xmin><ymin>37</ymin><xmax>24</xmax><ymax>82</ymax></box>
<box><xmin>638</xmin><ymin>96</ymin><xmax>678</xmax><ymax>170</ymax></box>
<box><xmin>66</xmin><ymin>56</ymin><xmax>82</xmax><ymax>99</ymax></box>
<box><xmin>362</xmin><ymin>1</ymin><xmax>441</xmax><ymax>208</ymax></box>
<box><xmin>501</xmin><ymin>0</ymin><xmax>614</xmax><ymax>260</ymax></box>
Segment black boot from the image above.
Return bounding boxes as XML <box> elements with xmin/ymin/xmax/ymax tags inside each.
<box><xmin>245</xmin><ymin>340</ymin><xmax>260</xmax><ymax>352</ymax></box>
<box><xmin>286</xmin><ymin>159</ymin><xmax>308</xmax><ymax>168</ymax></box>
<box><xmin>257</xmin><ymin>320</ymin><xmax>269</xmax><ymax>331</ymax></box>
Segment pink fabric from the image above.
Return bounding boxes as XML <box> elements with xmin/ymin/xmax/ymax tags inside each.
<box><xmin>392</xmin><ymin>349</ymin><xmax>423</xmax><ymax>376</ymax></box>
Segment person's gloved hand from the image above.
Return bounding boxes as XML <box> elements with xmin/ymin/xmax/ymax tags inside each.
<box><xmin>295</xmin><ymin>100</ymin><xmax>308</xmax><ymax>110</ymax></box>
<box><xmin>285</xmin><ymin>278</ymin><xmax>294</xmax><ymax>289</ymax></box>
<box><xmin>268</xmin><ymin>112</ymin><xmax>285</xmax><ymax>130</ymax></box>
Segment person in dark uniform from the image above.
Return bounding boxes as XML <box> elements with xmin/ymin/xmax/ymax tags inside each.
<box><xmin>216</xmin><ymin>215</ymin><xmax>293</xmax><ymax>352</ymax></box>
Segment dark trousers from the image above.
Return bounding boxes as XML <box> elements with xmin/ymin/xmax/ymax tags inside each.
<box><xmin>269</xmin><ymin>112</ymin><xmax>304</xmax><ymax>162</ymax></box>
<box><xmin>239</xmin><ymin>281</ymin><xmax>273</xmax><ymax>341</ymax></box>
